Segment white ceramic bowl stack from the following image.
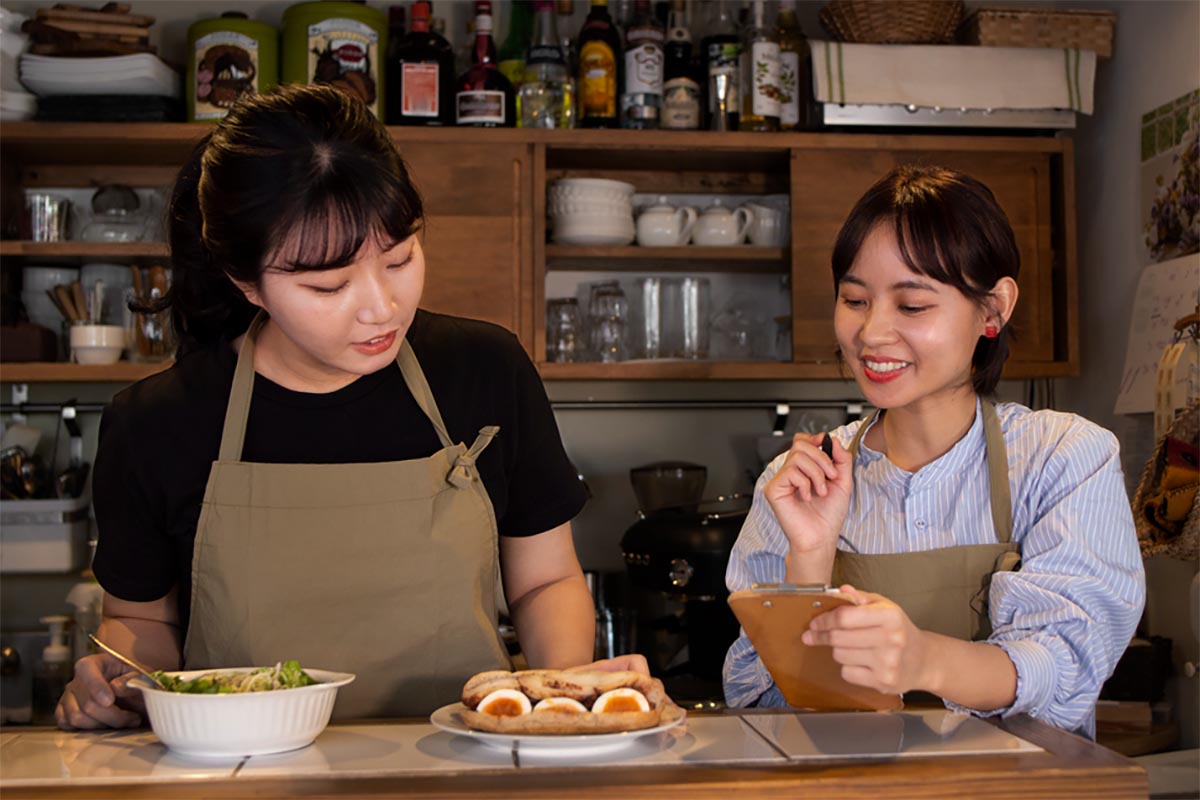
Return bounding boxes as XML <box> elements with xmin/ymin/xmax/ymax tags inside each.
<box><xmin>133</xmin><ymin>667</ymin><xmax>356</xmax><ymax>759</ymax></box>
<box><xmin>548</xmin><ymin>178</ymin><xmax>636</xmax><ymax>246</ymax></box>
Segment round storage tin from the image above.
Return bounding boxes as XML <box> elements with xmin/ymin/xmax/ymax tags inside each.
<box><xmin>281</xmin><ymin>1</ymin><xmax>386</xmax><ymax>119</ymax></box>
<box><xmin>187</xmin><ymin>12</ymin><xmax>279</xmax><ymax>123</ymax></box>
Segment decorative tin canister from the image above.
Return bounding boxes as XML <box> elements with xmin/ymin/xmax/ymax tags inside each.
<box><xmin>187</xmin><ymin>12</ymin><xmax>279</xmax><ymax>122</ymax></box>
<box><xmin>282</xmin><ymin>1</ymin><xmax>386</xmax><ymax>118</ymax></box>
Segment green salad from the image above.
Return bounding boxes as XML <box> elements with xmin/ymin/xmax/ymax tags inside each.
<box><xmin>151</xmin><ymin>660</ymin><xmax>317</xmax><ymax>693</ymax></box>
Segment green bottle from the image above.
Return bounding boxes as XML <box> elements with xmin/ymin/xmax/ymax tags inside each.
<box><xmin>498</xmin><ymin>0</ymin><xmax>534</xmax><ymax>89</ymax></box>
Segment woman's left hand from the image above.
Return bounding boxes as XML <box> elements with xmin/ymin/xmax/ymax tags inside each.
<box><xmin>801</xmin><ymin>585</ymin><xmax>933</xmax><ymax>695</ymax></box>
<box><xmin>565</xmin><ymin>654</ymin><xmax>650</xmax><ymax>675</ymax></box>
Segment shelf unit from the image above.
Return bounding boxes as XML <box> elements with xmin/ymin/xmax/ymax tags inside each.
<box><xmin>1</xmin><ymin>123</ymin><xmax>1078</xmax><ymax>384</ymax></box>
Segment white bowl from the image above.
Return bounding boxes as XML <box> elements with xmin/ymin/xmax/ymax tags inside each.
<box><xmin>133</xmin><ymin>667</ymin><xmax>356</xmax><ymax>759</ymax></box>
<box><xmin>552</xmin><ymin>217</ymin><xmax>635</xmax><ymax>246</ymax></box>
<box><xmin>69</xmin><ymin>324</ymin><xmax>126</xmax><ymax>364</ymax></box>
<box><xmin>22</xmin><ymin>265</ymin><xmax>79</xmax><ymax>292</ymax></box>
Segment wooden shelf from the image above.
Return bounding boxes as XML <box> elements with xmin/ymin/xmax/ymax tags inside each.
<box><xmin>0</xmin><ymin>241</ymin><xmax>169</xmax><ymax>260</ymax></box>
<box><xmin>545</xmin><ymin>245</ymin><xmax>789</xmax><ymax>272</ymax></box>
<box><xmin>0</xmin><ymin>361</ymin><xmax>170</xmax><ymax>382</ymax></box>
<box><xmin>537</xmin><ymin>360</ymin><xmax>841</xmax><ymax>380</ymax></box>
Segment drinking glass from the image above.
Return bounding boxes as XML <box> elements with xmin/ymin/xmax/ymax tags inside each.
<box><xmin>545</xmin><ymin>297</ymin><xmax>581</xmax><ymax>363</ymax></box>
<box><xmin>587</xmin><ymin>281</ymin><xmax>628</xmax><ymax>363</ymax></box>
<box><xmin>662</xmin><ymin>277</ymin><xmax>710</xmax><ymax>359</ymax></box>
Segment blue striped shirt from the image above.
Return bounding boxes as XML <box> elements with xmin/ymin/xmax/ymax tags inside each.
<box><xmin>723</xmin><ymin>399</ymin><xmax>1146</xmax><ymax>737</ymax></box>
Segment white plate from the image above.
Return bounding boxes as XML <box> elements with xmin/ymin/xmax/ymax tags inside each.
<box><xmin>429</xmin><ymin>702</ymin><xmax>685</xmax><ymax>757</ymax></box>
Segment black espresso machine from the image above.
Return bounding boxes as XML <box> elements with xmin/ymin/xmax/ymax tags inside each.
<box><xmin>620</xmin><ymin>462</ymin><xmax>747</xmax><ymax>706</ymax></box>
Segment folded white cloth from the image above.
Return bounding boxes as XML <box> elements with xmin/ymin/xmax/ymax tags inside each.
<box><xmin>810</xmin><ymin>40</ymin><xmax>1096</xmax><ymax>115</ymax></box>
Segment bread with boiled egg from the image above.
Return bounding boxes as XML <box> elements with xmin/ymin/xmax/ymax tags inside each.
<box><xmin>459</xmin><ymin>669</ymin><xmax>681</xmax><ymax>734</ymax></box>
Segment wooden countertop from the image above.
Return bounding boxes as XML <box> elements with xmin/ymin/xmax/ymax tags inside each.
<box><xmin>1</xmin><ymin>709</ymin><xmax>1146</xmax><ymax>800</ymax></box>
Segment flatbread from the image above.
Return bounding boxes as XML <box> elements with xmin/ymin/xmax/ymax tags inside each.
<box><xmin>458</xmin><ymin>669</ymin><xmax>682</xmax><ymax>735</ymax></box>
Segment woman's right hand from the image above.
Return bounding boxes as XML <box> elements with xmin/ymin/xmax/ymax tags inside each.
<box><xmin>55</xmin><ymin>653</ymin><xmax>146</xmax><ymax>730</ymax></box>
<box><xmin>763</xmin><ymin>432</ymin><xmax>854</xmax><ymax>555</ymax></box>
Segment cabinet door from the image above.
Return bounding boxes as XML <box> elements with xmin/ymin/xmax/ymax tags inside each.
<box><xmin>394</xmin><ymin>141</ymin><xmax>533</xmax><ymax>345</ymax></box>
<box><xmin>791</xmin><ymin>148</ymin><xmax>1061</xmax><ymax>367</ymax></box>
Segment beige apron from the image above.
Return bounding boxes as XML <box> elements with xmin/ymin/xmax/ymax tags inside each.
<box><xmin>834</xmin><ymin>402</ymin><xmax>1021</xmax><ymax>642</ymax></box>
<box><xmin>183</xmin><ymin>313</ymin><xmax>512</xmax><ymax>719</ymax></box>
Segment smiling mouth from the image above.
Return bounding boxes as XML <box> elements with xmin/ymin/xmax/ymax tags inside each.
<box><xmin>862</xmin><ymin>359</ymin><xmax>910</xmax><ymax>373</ymax></box>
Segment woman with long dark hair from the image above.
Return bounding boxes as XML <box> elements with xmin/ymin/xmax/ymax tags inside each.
<box><xmin>56</xmin><ymin>85</ymin><xmax>632</xmax><ymax>728</ymax></box>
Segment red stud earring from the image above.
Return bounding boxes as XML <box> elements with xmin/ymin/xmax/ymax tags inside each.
<box><xmin>984</xmin><ymin>325</ymin><xmax>999</xmax><ymax>339</ymax></box>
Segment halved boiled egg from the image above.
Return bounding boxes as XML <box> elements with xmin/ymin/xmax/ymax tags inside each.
<box><xmin>475</xmin><ymin>688</ymin><xmax>532</xmax><ymax>716</ymax></box>
<box><xmin>591</xmin><ymin>687</ymin><xmax>650</xmax><ymax>713</ymax></box>
<box><xmin>532</xmin><ymin>697</ymin><xmax>588</xmax><ymax>714</ymax></box>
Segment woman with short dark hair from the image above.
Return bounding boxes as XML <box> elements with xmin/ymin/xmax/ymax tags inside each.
<box><xmin>56</xmin><ymin>84</ymin><xmax>640</xmax><ymax>729</ymax></box>
<box><xmin>723</xmin><ymin>165</ymin><xmax>1145</xmax><ymax>737</ymax></box>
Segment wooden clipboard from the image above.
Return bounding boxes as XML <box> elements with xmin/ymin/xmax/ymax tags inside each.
<box><xmin>728</xmin><ymin>585</ymin><xmax>904</xmax><ymax>712</ymax></box>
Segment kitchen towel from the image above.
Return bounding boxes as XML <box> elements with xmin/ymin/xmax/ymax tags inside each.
<box><xmin>810</xmin><ymin>41</ymin><xmax>1096</xmax><ymax>114</ymax></box>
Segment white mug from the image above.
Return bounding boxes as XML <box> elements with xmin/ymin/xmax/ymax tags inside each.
<box><xmin>745</xmin><ymin>202</ymin><xmax>789</xmax><ymax>247</ymax></box>
<box><xmin>692</xmin><ymin>201</ymin><xmax>754</xmax><ymax>247</ymax></box>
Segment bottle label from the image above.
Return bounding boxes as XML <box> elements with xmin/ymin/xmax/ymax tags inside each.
<box><xmin>193</xmin><ymin>31</ymin><xmax>259</xmax><ymax>120</ymax></box>
<box><xmin>780</xmin><ymin>50</ymin><xmax>800</xmax><ymax>126</ymax></box>
<box><xmin>750</xmin><ymin>42</ymin><xmax>781</xmax><ymax>118</ymax></box>
<box><xmin>624</xmin><ymin>42</ymin><xmax>663</xmax><ymax>96</ymax></box>
<box><xmin>661</xmin><ymin>76</ymin><xmax>700</xmax><ymax>129</ymax></box>
<box><xmin>306</xmin><ymin>19</ymin><xmax>380</xmax><ymax>118</ymax></box>
<box><xmin>706</xmin><ymin>42</ymin><xmax>739</xmax><ymax>114</ymax></box>
<box><xmin>579</xmin><ymin>40</ymin><xmax>616</xmax><ymax>117</ymax></box>
<box><xmin>527</xmin><ymin>44</ymin><xmax>565</xmax><ymax>66</ymax></box>
<box><xmin>401</xmin><ymin>62</ymin><xmax>440</xmax><ymax>117</ymax></box>
<box><xmin>456</xmin><ymin>90</ymin><xmax>506</xmax><ymax>125</ymax></box>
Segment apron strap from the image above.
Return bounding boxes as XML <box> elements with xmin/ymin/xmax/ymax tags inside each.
<box><xmin>397</xmin><ymin>337</ymin><xmax>456</xmax><ymax>450</ymax></box>
<box><xmin>447</xmin><ymin>426</ymin><xmax>501</xmax><ymax>488</ymax></box>
<box><xmin>217</xmin><ymin>311</ymin><xmax>269</xmax><ymax>462</ymax></box>
<box><xmin>980</xmin><ymin>402</ymin><xmax>1014</xmax><ymax>544</ymax></box>
<box><xmin>845</xmin><ymin>403</ymin><xmax>1013</xmax><ymax>544</ymax></box>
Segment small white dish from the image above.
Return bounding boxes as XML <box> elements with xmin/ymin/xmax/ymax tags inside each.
<box><xmin>429</xmin><ymin>702</ymin><xmax>685</xmax><ymax>757</ymax></box>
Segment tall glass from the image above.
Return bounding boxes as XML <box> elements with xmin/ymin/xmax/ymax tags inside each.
<box><xmin>662</xmin><ymin>276</ymin><xmax>709</xmax><ymax>359</ymax></box>
<box><xmin>545</xmin><ymin>297</ymin><xmax>581</xmax><ymax>362</ymax></box>
<box><xmin>587</xmin><ymin>280</ymin><xmax>628</xmax><ymax>362</ymax></box>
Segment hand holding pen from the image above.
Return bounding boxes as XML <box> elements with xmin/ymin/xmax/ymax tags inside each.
<box><xmin>762</xmin><ymin>431</ymin><xmax>854</xmax><ymax>558</ymax></box>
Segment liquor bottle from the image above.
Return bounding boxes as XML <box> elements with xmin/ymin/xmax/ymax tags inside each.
<box><xmin>738</xmin><ymin>0</ymin><xmax>780</xmax><ymax>132</ymax></box>
<box><xmin>499</xmin><ymin>0</ymin><xmax>534</xmax><ymax>89</ymax></box>
<box><xmin>576</xmin><ymin>0</ymin><xmax>621</xmax><ymax>128</ymax></box>
<box><xmin>519</xmin><ymin>0</ymin><xmax>574</xmax><ymax>127</ymax></box>
<box><xmin>456</xmin><ymin>1</ymin><xmax>516</xmax><ymax>127</ymax></box>
<box><xmin>387</xmin><ymin>0</ymin><xmax>455</xmax><ymax>125</ymax></box>
<box><xmin>556</xmin><ymin>0</ymin><xmax>578</xmax><ymax>75</ymax></box>
<box><xmin>700</xmin><ymin>0</ymin><xmax>738</xmax><ymax>130</ymax></box>
<box><xmin>661</xmin><ymin>0</ymin><xmax>700</xmax><ymax>130</ymax></box>
<box><xmin>620</xmin><ymin>0</ymin><xmax>664</xmax><ymax>129</ymax></box>
<box><xmin>776</xmin><ymin>0</ymin><xmax>809</xmax><ymax>130</ymax></box>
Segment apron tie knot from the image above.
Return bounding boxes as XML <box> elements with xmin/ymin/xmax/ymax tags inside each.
<box><xmin>447</xmin><ymin>426</ymin><xmax>501</xmax><ymax>488</ymax></box>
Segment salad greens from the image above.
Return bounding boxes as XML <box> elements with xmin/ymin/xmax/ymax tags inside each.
<box><xmin>152</xmin><ymin>660</ymin><xmax>317</xmax><ymax>693</ymax></box>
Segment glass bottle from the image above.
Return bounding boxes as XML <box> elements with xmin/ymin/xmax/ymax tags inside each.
<box><xmin>498</xmin><ymin>0</ymin><xmax>534</xmax><ymax>90</ymax></box>
<box><xmin>386</xmin><ymin>0</ymin><xmax>455</xmax><ymax>125</ymax></box>
<box><xmin>620</xmin><ymin>0</ymin><xmax>664</xmax><ymax>129</ymax></box>
<box><xmin>518</xmin><ymin>0</ymin><xmax>574</xmax><ymax>128</ymax></box>
<box><xmin>576</xmin><ymin>0</ymin><xmax>622</xmax><ymax>128</ymax></box>
<box><xmin>456</xmin><ymin>1</ymin><xmax>516</xmax><ymax>127</ymax></box>
<box><xmin>661</xmin><ymin>0</ymin><xmax>700</xmax><ymax>130</ymax></box>
<box><xmin>776</xmin><ymin>0</ymin><xmax>809</xmax><ymax>130</ymax></box>
<box><xmin>738</xmin><ymin>0</ymin><xmax>780</xmax><ymax>132</ymax></box>
<box><xmin>700</xmin><ymin>0</ymin><xmax>739</xmax><ymax>131</ymax></box>
<box><xmin>556</xmin><ymin>0</ymin><xmax>578</xmax><ymax>75</ymax></box>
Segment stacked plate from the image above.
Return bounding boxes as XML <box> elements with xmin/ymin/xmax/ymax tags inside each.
<box><xmin>549</xmin><ymin>178</ymin><xmax>636</xmax><ymax>246</ymax></box>
<box><xmin>19</xmin><ymin>53</ymin><xmax>181</xmax><ymax>98</ymax></box>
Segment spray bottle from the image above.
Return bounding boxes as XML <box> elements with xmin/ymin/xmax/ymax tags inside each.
<box><xmin>31</xmin><ymin>615</ymin><xmax>71</xmax><ymax>726</ymax></box>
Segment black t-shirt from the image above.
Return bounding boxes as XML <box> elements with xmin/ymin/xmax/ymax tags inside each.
<box><xmin>91</xmin><ymin>310</ymin><xmax>587</xmax><ymax>630</ymax></box>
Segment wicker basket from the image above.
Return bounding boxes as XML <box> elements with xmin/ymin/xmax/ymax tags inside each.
<box><xmin>819</xmin><ymin>0</ymin><xmax>965</xmax><ymax>44</ymax></box>
<box><xmin>959</xmin><ymin>8</ymin><xmax>1115</xmax><ymax>58</ymax></box>
<box><xmin>1132</xmin><ymin>399</ymin><xmax>1200</xmax><ymax>561</ymax></box>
